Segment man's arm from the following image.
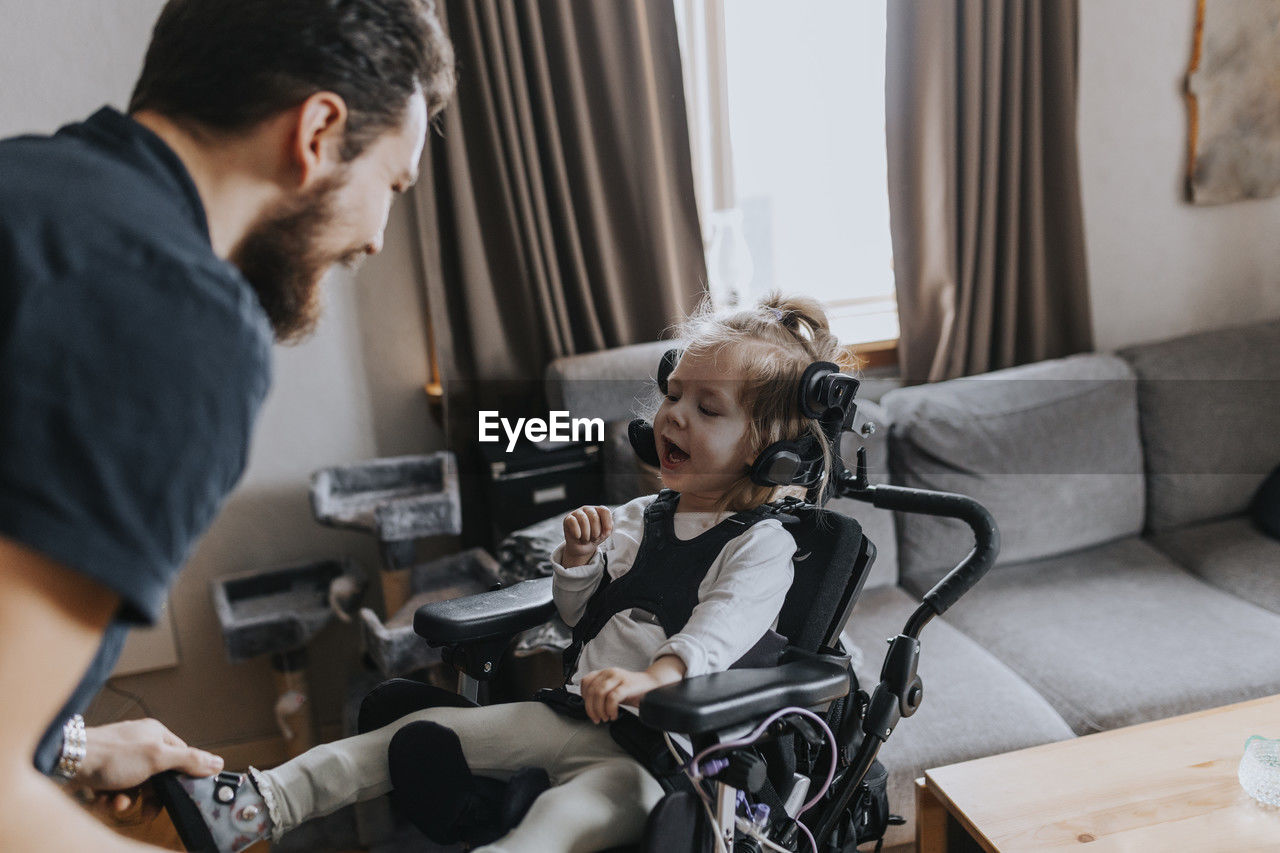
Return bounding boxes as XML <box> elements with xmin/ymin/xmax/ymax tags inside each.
<box><xmin>0</xmin><ymin>535</ymin><xmax>163</xmax><ymax>851</ymax></box>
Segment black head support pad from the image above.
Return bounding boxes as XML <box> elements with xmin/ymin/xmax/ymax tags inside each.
<box><xmin>628</xmin><ymin>348</ymin><xmax>680</xmax><ymax>468</ymax></box>
<box><xmin>629</xmin><ymin>418</ymin><xmax>660</xmax><ymax>468</ymax></box>
<box><xmin>798</xmin><ymin>361</ymin><xmax>860</xmax><ymax>433</ymax></box>
<box><xmin>628</xmin><ymin>349</ymin><xmax>861</xmax><ymax>497</ymax></box>
<box><xmin>655</xmin><ymin>347</ymin><xmax>679</xmax><ymax>395</ymax></box>
<box><xmin>747</xmin><ymin>362</ymin><xmax>860</xmax><ymax>493</ymax></box>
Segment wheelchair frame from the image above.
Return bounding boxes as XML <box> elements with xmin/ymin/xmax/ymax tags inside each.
<box><xmin>410</xmin><ymin>445</ymin><xmax>999</xmax><ymax>852</ymax></box>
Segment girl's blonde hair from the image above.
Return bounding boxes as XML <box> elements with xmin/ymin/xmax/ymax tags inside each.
<box><xmin>664</xmin><ymin>292</ymin><xmax>859</xmax><ymax>513</ymax></box>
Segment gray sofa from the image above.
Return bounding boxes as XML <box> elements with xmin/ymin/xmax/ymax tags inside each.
<box><xmin>542</xmin><ymin>318</ymin><xmax>1280</xmax><ymax>849</ymax></box>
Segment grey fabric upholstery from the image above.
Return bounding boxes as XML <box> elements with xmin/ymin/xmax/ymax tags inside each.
<box><xmin>1117</xmin><ymin>320</ymin><xmax>1280</xmax><ymax>531</ymax></box>
<box><xmin>544</xmin><ymin>339</ymin><xmax>676</xmax><ymax>422</ymax></box>
<box><xmin>940</xmin><ymin>537</ymin><xmax>1280</xmax><ymax>734</ymax></box>
<box><xmin>845</xmin><ymin>586</ymin><xmax>1075</xmax><ymax>849</ymax></box>
<box><xmin>1151</xmin><ymin>516</ymin><xmax>1280</xmax><ymax>615</ymax></box>
<box><xmin>545</xmin><ymin>341</ymin><xmax>671</xmax><ymax>506</ymax></box>
<box><xmin>882</xmin><ymin>354</ymin><xmax>1145</xmax><ymax>590</ymax></box>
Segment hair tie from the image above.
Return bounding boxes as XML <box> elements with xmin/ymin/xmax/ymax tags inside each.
<box><xmin>768</xmin><ymin>307</ymin><xmax>786</xmax><ymax>322</ymax></box>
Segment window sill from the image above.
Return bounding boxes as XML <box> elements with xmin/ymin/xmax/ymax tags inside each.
<box><xmin>846</xmin><ymin>339</ymin><xmax>898</xmax><ymax>372</ymax></box>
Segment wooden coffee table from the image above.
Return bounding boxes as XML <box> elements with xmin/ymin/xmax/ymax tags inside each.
<box><xmin>915</xmin><ymin>694</ymin><xmax>1280</xmax><ymax>851</ymax></box>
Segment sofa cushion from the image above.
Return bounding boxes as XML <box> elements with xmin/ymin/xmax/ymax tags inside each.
<box><xmin>882</xmin><ymin>354</ymin><xmax>1144</xmax><ymax>591</ymax></box>
<box><xmin>845</xmin><ymin>586</ymin><xmax>1075</xmax><ymax>849</ymax></box>
<box><xmin>545</xmin><ymin>339</ymin><xmax>676</xmax><ymax>422</ymax></box>
<box><xmin>1150</xmin><ymin>516</ymin><xmax>1280</xmax><ymax>615</ymax></box>
<box><xmin>941</xmin><ymin>537</ymin><xmax>1280</xmax><ymax>734</ymax></box>
<box><xmin>1117</xmin><ymin>319</ymin><xmax>1280</xmax><ymax>532</ymax></box>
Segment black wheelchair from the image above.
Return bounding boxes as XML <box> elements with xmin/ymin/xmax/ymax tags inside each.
<box><xmin>358</xmin><ymin>361</ymin><xmax>999</xmax><ymax>853</ymax></box>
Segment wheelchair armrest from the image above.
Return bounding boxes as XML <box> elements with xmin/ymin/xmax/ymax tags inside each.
<box><xmin>638</xmin><ymin>658</ymin><xmax>849</xmax><ymax>736</ymax></box>
<box><xmin>413</xmin><ymin>576</ymin><xmax>555</xmax><ymax>646</ymax></box>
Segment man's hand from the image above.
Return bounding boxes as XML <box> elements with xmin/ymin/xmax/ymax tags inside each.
<box><xmin>561</xmin><ymin>505</ymin><xmax>613</xmax><ymax>569</ymax></box>
<box><xmin>580</xmin><ymin>655</ymin><xmax>687</xmax><ymax>723</ymax></box>
<box><xmin>78</xmin><ymin>719</ymin><xmax>223</xmax><ymax>812</ymax></box>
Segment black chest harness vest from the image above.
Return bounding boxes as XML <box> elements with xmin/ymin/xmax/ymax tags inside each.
<box><xmin>559</xmin><ymin>488</ymin><xmax>785</xmax><ymax>682</ymax></box>
<box><xmin>536</xmin><ymin>490</ymin><xmax>794</xmax><ymax>792</ymax></box>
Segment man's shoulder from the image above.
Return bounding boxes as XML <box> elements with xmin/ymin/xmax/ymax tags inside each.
<box><xmin>7</xmin><ymin>248</ymin><xmax>271</xmax><ymax>379</ymax></box>
<box><xmin>0</xmin><ymin>125</ymin><xmax>158</xmax><ymax>219</ymax></box>
<box><xmin>0</xmin><ymin>130</ymin><xmax>271</xmax><ymax>373</ymax></box>
<box><xmin>0</xmin><ymin>118</ymin><xmax>234</xmax><ymax>296</ymax></box>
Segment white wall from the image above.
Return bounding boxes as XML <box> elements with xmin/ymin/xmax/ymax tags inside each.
<box><xmin>1078</xmin><ymin>0</ymin><xmax>1280</xmax><ymax>350</ymax></box>
<box><xmin>0</xmin><ymin>1</ymin><xmax>445</xmax><ymax>749</ymax></box>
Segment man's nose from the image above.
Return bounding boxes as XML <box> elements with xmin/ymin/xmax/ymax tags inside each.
<box><xmin>365</xmin><ymin>233</ymin><xmax>384</xmax><ymax>255</ymax></box>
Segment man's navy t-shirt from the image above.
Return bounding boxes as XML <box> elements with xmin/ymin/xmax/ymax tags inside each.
<box><xmin>0</xmin><ymin>107</ymin><xmax>272</xmax><ymax>771</ymax></box>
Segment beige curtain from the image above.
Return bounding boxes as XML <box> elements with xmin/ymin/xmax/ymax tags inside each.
<box><xmin>412</xmin><ymin>0</ymin><xmax>705</xmax><ymax>418</ymax></box>
<box><xmin>408</xmin><ymin>0</ymin><xmax>705</xmax><ymax>544</ymax></box>
<box><xmin>886</xmin><ymin>0</ymin><xmax>1093</xmax><ymax>383</ymax></box>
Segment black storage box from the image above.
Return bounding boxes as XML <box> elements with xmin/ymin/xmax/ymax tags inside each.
<box><xmin>479</xmin><ymin>439</ymin><xmax>604</xmax><ymax>548</ymax></box>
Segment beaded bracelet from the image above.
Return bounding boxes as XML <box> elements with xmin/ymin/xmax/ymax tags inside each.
<box><xmin>54</xmin><ymin>714</ymin><xmax>86</xmax><ymax>781</ymax></box>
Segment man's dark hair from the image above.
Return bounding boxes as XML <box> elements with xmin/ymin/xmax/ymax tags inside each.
<box><xmin>129</xmin><ymin>0</ymin><xmax>455</xmax><ymax>160</ymax></box>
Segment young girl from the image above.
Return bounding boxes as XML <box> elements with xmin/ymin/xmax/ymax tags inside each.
<box><xmin>160</xmin><ymin>294</ymin><xmax>854</xmax><ymax>853</ymax></box>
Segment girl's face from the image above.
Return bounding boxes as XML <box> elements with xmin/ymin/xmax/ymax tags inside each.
<box><xmin>653</xmin><ymin>351</ymin><xmax>756</xmax><ymax>508</ymax></box>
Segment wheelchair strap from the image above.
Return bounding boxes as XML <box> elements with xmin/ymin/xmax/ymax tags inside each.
<box><xmin>560</xmin><ymin>489</ymin><xmax>778</xmax><ymax>682</ymax></box>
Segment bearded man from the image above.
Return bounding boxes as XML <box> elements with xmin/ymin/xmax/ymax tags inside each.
<box><xmin>0</xmin><ymin>1</ymin><xmax>454</xmax><ymax>848</ymax></box>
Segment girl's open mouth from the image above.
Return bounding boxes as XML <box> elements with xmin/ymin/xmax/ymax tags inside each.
<box><xmin>660</xmin><ymin>439</ymin><xmax>690</xmax><ymax>469</ymax></box>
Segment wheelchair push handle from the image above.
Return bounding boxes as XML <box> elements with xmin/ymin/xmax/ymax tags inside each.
<box><xmin>834</xmin><ymin>447</ymin><xmax>999</xmax><ymax>631</ymax></box>
<box><xmin>867</xmin><ymin>485</ymin><xmax>999</xmax><ymax>623</ymax></box>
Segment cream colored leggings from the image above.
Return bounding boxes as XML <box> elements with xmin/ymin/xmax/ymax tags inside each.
<box><xmin>256</xmin><ymin>700</ymin><xmax>665</xmax><ymax>852</ymax></box>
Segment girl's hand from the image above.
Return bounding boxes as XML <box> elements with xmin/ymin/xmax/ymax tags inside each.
<box><xmin>580</xmin><ymin>656</ymin><xmax>687</xmax><ymax>723</ymax></box>
<box><xmin>561</xmin><ymin>505</ymin><xmax>612</xmax><ymax>568</ymax></box>
<box><xmin>580</xmin><ymin>667</ymin><xmax>658</xmax><ymax>723</ymax></box>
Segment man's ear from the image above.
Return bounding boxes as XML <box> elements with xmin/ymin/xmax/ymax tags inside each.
<box><xmin>292</xmin><ymin>91</ymin><xmax>348</xmax><ymax>187</ymax></box>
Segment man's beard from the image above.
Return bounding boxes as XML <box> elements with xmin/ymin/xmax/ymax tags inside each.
<box><xmin>231</xmin><ymin>174</ymin><xmax>360</xmax><ymax>343</ymax></box>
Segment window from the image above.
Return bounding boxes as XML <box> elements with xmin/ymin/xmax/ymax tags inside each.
<box><xmin>676</xmin><ymin>0</ymin><xmax>897</xmax><ymax>348</ymax></box>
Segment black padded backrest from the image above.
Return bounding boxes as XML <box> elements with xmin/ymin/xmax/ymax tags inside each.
<box><xmin>776</xmin><ymin>508</ymin><xmax>876</xmax><ymax>653</ymax></box>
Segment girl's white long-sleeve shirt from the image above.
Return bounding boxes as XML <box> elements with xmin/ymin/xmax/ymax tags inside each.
<box><xmin>551</xmin><ymin>494</ymin><xmax>796</xmax><ymax>687</ymax></box>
